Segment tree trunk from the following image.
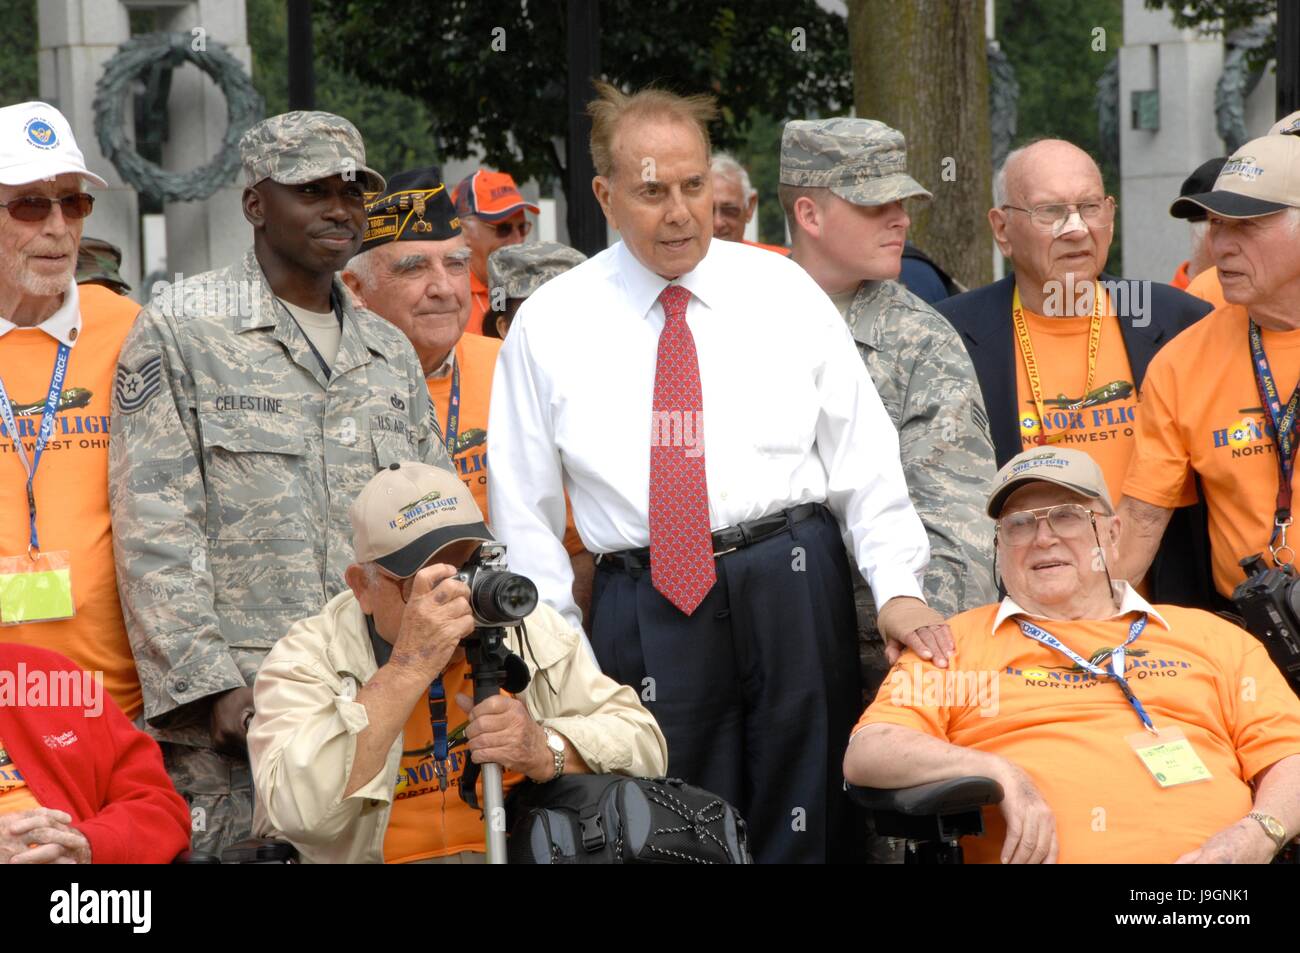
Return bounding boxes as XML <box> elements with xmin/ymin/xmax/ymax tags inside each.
<box><xmin>847</xmin><ymin>0</ymin><xmax>992</xmax><ymax>289</ymax></box>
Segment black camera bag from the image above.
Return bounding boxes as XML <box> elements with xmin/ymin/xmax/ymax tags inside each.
<box><xmin>507</xmin><ymin>775</ymin><xmax>751</xmax><ymax>864</ymax></box>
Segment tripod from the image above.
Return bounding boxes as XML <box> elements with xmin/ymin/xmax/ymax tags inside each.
<box><xmin>464</xmin><ymin>625</ymin><xmax>514</xmax><ymax>864</ymax></box>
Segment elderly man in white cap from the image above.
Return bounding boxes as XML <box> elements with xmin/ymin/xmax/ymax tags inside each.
<box><xmin>848</xmin><ymin>447</ymin><xmax>1300</xmax><ymax>864</ymax></box>
<box><xmin>1118</xmin><ymin>135</ymin><xmax>1300</xmax><ymax>608</ymax></box>
<box><xmin>0</xmin><ymin>103</ymin><xmax>145</xmax><ymax>716</ymax></box>
<box><xmin>248</xmin><ymin>462</ymin><xmax>666</xmax><ymax>864</ymax></box>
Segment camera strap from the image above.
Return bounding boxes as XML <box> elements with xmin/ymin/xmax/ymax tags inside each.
<box><xmin>1248</xmin><ymin>320</ymin><xmax>1300</xmax><ymax>565</ymax></box>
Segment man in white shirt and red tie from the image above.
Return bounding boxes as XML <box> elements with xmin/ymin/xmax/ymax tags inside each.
<box><xmin>488</xmin><ymin>83</ymin><xmax>950</xmax><ymax>863</ymax></box>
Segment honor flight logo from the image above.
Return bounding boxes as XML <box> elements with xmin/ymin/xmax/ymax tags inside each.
<box><xmin>1211</xmin><ymin>407</ymin><xmax>1272</xmax><ymax>457</ymax></box>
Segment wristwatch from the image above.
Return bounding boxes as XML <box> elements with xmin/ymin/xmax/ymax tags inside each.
<box><xmin>541</xmin><ymin>726</ymin><xmax>565</xmax><ymax>782</ymax></box>
<box><xmin>1247</xmin><ymin>811</ymin><xmax>1288</xmax><ymax>851</ymax></box>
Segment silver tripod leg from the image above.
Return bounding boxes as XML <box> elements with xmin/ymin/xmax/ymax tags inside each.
<box><xmin>482</xmin><ymin>762</ymin><xmax>508</xmax><ymax>864</ymax></box>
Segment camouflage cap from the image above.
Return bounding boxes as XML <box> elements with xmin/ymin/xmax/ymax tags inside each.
<box><xmin>487</xmin><ymin>241</ymin><xmax>587</xmax><ymax>302</ymax></box>
<box><xmin>780</xmin><ymin>118</ymin><xmax>931</xmax><ymax>206</ymax></box>
<box><xmin>239</xmin><ymin>111</ymin><xmax>385</xmax><ymax>193</ymax></box>
<box><xmin>75</xmin><ymin>236</ymin><xmax>130</xmax><ymax>295</ymax></box>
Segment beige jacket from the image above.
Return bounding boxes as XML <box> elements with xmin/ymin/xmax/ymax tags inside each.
<box><xmin>247</xmin><ymin>590</ymin><xmax>667</xmax><ymax>864</ymax></box>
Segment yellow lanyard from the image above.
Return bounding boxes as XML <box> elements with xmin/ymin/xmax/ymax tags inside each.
<box><xmin>1012</xmin><ymin>283</ymin><xmax>1104</xmax><ymax>445</ymax></box>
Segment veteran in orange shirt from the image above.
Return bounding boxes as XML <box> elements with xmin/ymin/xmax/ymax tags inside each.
<box><xmin>846</xmin><ymin>448</ymin><xmax>1300</xmax><ymax>864</ymax></box>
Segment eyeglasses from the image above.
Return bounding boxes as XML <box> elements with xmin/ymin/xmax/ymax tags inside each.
<box><xmin>475</xmin><ymin>218</ymin><xmax>531</xmax><ymax>239</ymax></box>
<box><xmin>0</xmin><ymin>193</ymin><xmax>95</xmax><ymax>222</ymax></box>
<box><xmin>1000</xmin><ymin>197</ymin><xmax>1115</xmax><ymax>231</ymax></box>
<box><xmin>714</xmin><ymin>204</ymin><xmax>745</xmax><ymax>221</ymax></box>
<box><xmin>996</xmin><ymin>503</ymin><xmax>1102</xmax><ymax>547</ymax></box>
<box><xmin>380</xmin><ymin>570</ymin><xmax>416</xmax><ymax>604</ymax></box>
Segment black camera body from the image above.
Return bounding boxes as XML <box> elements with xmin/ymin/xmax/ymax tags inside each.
<box><xmin>1232</xmin><ymin>554</ymin><xmax>1300</xmax><ymax>695</ymax></box>
<box><xmin>454</xmin><ymin>543</ymin><xmax>539</xmax><ymax>627</ymax></box>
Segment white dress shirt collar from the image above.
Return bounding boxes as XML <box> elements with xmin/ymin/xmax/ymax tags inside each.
<box><xmin>0</xmin><ymin>280</ymin><xmax>82</xmax><ymax>347</ymax></box>
<box><xmin>992</xmin><ymin>581</ymin><xmax>1169</xmax><ymax>633</ymax></box>
<box><xmin>425</xmin><ymin>347</ymin><xmax>456</xmax><ymax>381</ymax></box>
<box><xmin>616</xmin><ymin>239</ymin><xmax>723</xmax><ymax>318</ymax></box>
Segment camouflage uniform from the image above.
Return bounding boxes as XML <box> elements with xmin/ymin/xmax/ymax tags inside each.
<box><xmin>781</xmin><ymin>118</ymin><xmax>998</xmax><ymax>697</ymax></box>
<box><xmin>487</xmin><ymin>241</ymin><xmax>587</xmax><ymax>301</ymax></box>
<box><xmin>108</xmin><ymin>112</ymin><xmax>446</xmax><ymax>855</ymax></box>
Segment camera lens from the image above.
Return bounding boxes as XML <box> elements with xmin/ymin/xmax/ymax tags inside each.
<box><xmin>471</xmin><ymin>571</ymin><xmax>539</xmax><ymax>624</ymax></box>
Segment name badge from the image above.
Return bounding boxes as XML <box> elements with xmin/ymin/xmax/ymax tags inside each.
<box><xmin>1126</xmin><ymin>726</ymin><xmax>1212</xmax><ymax>788</ymax></box>
<box><xmin>0</xmin><ymin>550</ymin><xmax>74</xmax><ymax>624</ymax></box>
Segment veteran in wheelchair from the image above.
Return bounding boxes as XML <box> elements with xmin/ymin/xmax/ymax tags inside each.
<box><xmin>845</xmin><ymin>448</ymin><xmax>1300</xmax><ymax>864</ymax></box>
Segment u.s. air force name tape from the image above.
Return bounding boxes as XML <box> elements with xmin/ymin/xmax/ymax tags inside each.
<box><xmin>114</xmin><ymin>356</ymin><xmax>163</xmax><ymax>414</ymax></box>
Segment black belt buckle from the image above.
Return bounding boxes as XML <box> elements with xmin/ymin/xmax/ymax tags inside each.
<box><xmin>580</xmin><ymin>811</ymin><xmax>606</xmax><ymax>852</ymax></box>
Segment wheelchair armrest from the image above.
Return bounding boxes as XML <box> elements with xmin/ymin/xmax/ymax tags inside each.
<box><xmin>173</xmin><ymin>849</ymin><xmax>221</xmax><ymax>864</ymax></box>
<box><xmin>220</xmin><ymin>838</ymin><xmax>300</xmax><ymax>864</ymax></box>
<box><xmin>847</xmin><ymin>776</ymin><xmax>1004</xmax><ymax>817</ymax></box>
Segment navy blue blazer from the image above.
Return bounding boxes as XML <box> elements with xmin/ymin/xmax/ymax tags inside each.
<box><xmin>936</xmin><ymin>274</ymin><xmax>1219</xmax><ymax>608</ymax></box>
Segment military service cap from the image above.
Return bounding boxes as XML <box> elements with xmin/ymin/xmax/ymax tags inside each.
<box><xmin>76</xmin><ymin>236</ymin><xmax>130</xmax><ymax>295</ymax></box>
<box><xmin>487</xmin><ymin>241</ymin><xmax>586</xmax><ymax>302</ymax></box>
<box><xmin>239</xmin><ymin>110</ymin><xmax>385</xmax><ymax>193</ymax></box>
<box><xmin>360</xmin><ymin>166</ymin><xmax>460</xmax><ymax>252</ymax></box>
<box><xmin>780</xmin><ymin>118</ymin><xmax>931</xmax><ymax>206</ymax></box>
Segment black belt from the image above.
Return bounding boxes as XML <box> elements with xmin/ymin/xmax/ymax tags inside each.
<box><xmin>596</xmin><ymin>502</ymin><xmax>822</xmax><ymax>575</ymax></box>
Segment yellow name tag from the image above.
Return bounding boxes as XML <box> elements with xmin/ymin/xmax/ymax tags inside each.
<box><xmin>0</xmin><ymin>551</ymin><xmax>74</xmax><ymax>624</ymax></box>
<box><xmin>1127</xmin><ymin>726</ymin><xmax>1212</xmax><ymax>788</ymax></box>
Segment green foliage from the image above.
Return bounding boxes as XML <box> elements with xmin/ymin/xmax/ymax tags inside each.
<box><xmin>997</xmin><ymin>0</ymin><xmax>1125</xmax><ymax>272</ymax></box>
<box><xmin>311</xmin><ymin>0</ymin><xmax>852</xmax><ymax>186</ymax></box>
<box><xmin>246</xmin><ymin>0</ymin><xmax>440</xmax><ymax>179</ymax></box>
<box><xmin>0</xmin><ymin>0</ymin><xmax>38</xmax><ymax>103</ymax></box>
<box><xmin>1144</xmin><ymin>0</ymin><xmax>1275</xmax><ymax>35</ymax></box>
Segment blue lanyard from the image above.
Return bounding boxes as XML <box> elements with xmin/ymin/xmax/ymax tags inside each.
<box><xmin>1248</xmin><ymin>320</ymin><xmax>1299</xmax><ymax>533</ymax></box>
<box><xmin>0</xmin><ymin>342</ymin><xmax>70</xmax><ymax>555</ymax></box>
<box><xmin>443</xmin><ymin>357</ymin><xmax>461</xmax><ymax>458</ymax></box>
<box><xmin>1017</xmin><ymin>613</ymin><xmax>1155</xmax><ymax>733</ymax></box>
<box><xmin>428</xmin><ymin>675</ymin><xmax>449</xmax><ymax>790</ymax></box>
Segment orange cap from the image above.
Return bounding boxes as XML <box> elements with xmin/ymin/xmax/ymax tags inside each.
<box><xmin>454</xmin><ymin>169</ymin><xmax>539</xmax><ymax>221</ymax></box>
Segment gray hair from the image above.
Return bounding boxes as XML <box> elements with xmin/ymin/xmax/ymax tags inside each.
<box><xmin>360</xmin><ymin>561</ymin><xmax>382</xmax><ymax>585</ymax></box>
<box><xmin>993</xmin><ymin>137</ymin><xmax>1060</xmax><ymax>207</ymax></box>
<box><xmin>710</xmin><ymin>152</ymin><xmax>755</xmax><ymax>200</ymax></box>
<box><xmin>343</xmin><ymin>247</ymin><xmax>379</xmax><ymax>288</ymax></box>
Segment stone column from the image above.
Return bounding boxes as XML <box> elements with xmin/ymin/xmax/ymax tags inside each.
<box><xmin>37</xmin><ymin>0</ymin><xmax>138</xmax><ymax>289</ymax></box>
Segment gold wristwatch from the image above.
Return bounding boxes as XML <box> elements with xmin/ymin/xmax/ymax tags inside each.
<box><xmin>1248</xmin><ymin>811</ymin><xmax>1287</xmax><ymax>851</ymax></box>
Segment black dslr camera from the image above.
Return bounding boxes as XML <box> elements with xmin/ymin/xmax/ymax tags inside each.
<box><xmin>1232</xmin><ymin>554</ymin><xmax>1300</xmax><ymax>695</ymax></box>
<box><xmin>455</xmin><ymin>543</ymin><xmax>539</xmax><ymax>626</ymax></box>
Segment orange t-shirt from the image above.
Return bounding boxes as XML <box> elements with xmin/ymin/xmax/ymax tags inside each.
<box><xmin>1124</xmin><ymin>304</ymin><xmax>1300</xmax><ymax>597</ymax></box>
<box><xmin>0</xmin><ymin>734</ymin><xmax>41</xmax><ymax>816</ymax></box>
<box><xmin>0</xmin><ymin>284</ymin><xmax>142</xmax><ymax>719</ymax></box>
<box><xmin>1171</xmin><ymin>261</ymin><xmax>1192</xmax><ymax>290</ymax></box>
<box><xmin>382</xmin><ymin>657</ymin><xmax>524</xmax><ymax>863</ymax></box>
<box><xmin>741</xmin><ymin>238</ymin><xmax>792</xmax><ymax>256</ymax></box>
<box><xmin>1012</xmin><ymin>301</ymin><xmax>1142</xmax><ymax>506</ymax></box>
<box><xmin>427</xmin><ymin>334</ymin><xmax>585</xmax><ymax>557</ymax></box>
<box><xmin>466</xmin><ymin>271</ymin><xmax>490</xmax><ymax>336</ymax></box>
<box><xmin>856</xmin><ymin>602</ymin><xmax>1300</xmax><ymax>863</ymax></box>
<box><xmin>1185</xmin><ymin>267</ymin><xmax>1227</xmax><ymax>311</ymax></box>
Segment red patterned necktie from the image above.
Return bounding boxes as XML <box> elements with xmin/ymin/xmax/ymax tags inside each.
<box><xmin>649</xmin><ymin>284</ymin><xmax>715</xmax><ymax>615</ymax></box>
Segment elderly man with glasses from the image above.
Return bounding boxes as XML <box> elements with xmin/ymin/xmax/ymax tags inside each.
<box><xmin>0</xmin><ymin>102</ymin><xmax>147</xmax><ymax>727</ymax></box>
<box><xmin>845</xmin><ymin>447</ymin><xmax>1300</xmax><ymax>864</ymax></box>
<box><xmin>935</xmin><ymin>138</ymin><xmax>1214</xmax><ymax>607</ymax></box>
<box><xmin>452</xmin><ymin>170</ymin><xmax>539</xmax><ymax>336</ymax></box>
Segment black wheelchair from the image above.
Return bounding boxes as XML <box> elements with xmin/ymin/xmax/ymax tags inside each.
<box><xmin>847</xmin><ymin>776</ymin><xmax>1004</xmax><ymax>864</ymax></box>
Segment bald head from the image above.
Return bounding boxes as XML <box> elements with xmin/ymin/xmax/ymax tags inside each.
<box><xmin>995</xmin><ymin>139</ymin><xmax>1104</xmax><ymax>208</ymax></box>
<box><xmin>990</xmin><ymin>138</ymin><xmax>1113</xmax><ymax>313</ymax></box>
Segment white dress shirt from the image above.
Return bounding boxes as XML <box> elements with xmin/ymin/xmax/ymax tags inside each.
<box><xmin>488</xmin><ymin>238</ymin><xmax>929</xmax><ymax>630</ymax></box>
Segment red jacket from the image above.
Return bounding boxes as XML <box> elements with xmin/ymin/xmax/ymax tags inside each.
<box><xmin>0</xmin><ymin>643</ymin><xmax>190</xmax><ymax>863</ymax></box>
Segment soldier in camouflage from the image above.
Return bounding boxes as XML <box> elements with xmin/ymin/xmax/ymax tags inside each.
<box><xmin>108</xmin><ymin>111</ymin><xmax>454</xmax><ymax>854</ymax></box>
<box><xmin>780</xmin><ymin>118</ymin><xmax>998</xmax><ymax>697</ymax></box>
<box><xmin>484</xmin><ymin>240</ymin><xmax>586</xmax><ymax>339</ymax></box>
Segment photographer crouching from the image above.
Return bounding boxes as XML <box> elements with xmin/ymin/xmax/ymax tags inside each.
<box><xmin>247</xmin><ymin>463</ymin><xmax>667</xmax><ymax>864</ymax></box>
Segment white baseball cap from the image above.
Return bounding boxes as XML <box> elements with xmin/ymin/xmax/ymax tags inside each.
<box><xmin>0</xmin><ymin>101</ymin><xmax>107</xmax><ymax>188</ymax></box>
